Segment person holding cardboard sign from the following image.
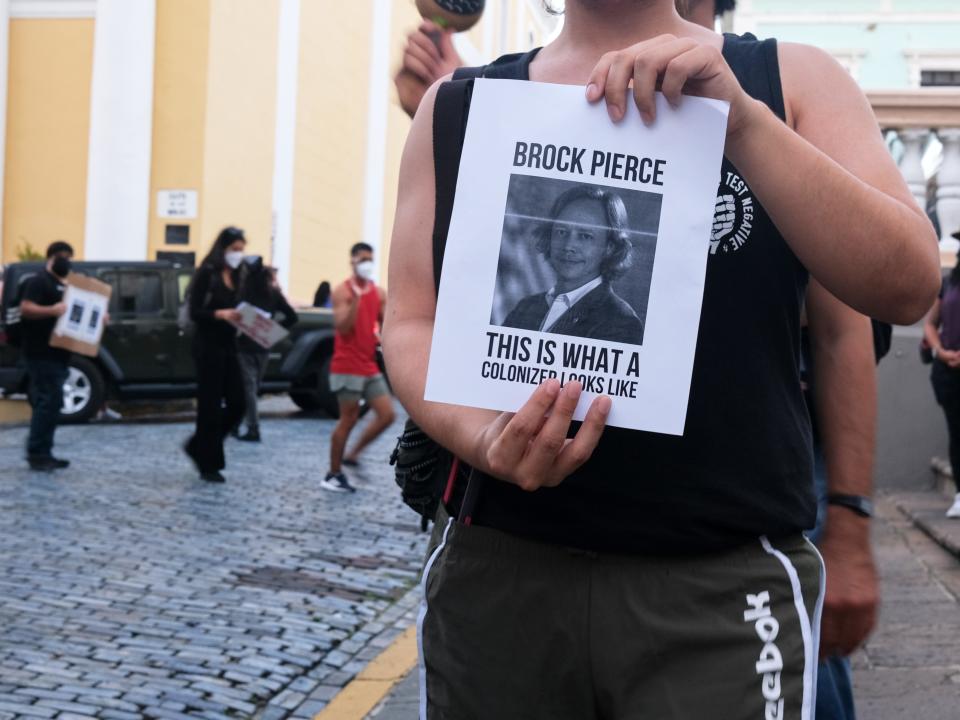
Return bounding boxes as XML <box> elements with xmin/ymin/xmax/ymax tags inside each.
<box><xmin>19</xmin><ymin>241</ymin><xmax>74</xmax><ymax>472</ymax></box>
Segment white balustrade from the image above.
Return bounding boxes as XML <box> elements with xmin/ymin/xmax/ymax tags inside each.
<box><xmin>938</xmin><ymin>128</ymin><xmax>960</xmax><ymax>251</ymax></box>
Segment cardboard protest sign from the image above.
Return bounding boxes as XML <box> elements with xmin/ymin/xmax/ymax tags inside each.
<box><xmin>50</xmin><ymin>272</ymin><xmax>112</xmax><ymax>358</ymax></box>
<box><xmin>232</xmin><ymin>302</ymin><xmax>289</xmax><ymax>349</ymax></box>
<box><xmin>425</xmin><ymin>80</ymin><xmax>728</xmax><ymax>435</ymax></box>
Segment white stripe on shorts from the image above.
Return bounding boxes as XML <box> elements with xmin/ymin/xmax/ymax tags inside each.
<box><xmin>760</xmin><ymin>535</ymin><xmax>824</xmax><ymax>720</ymax></box>
<box><xmin>417</xmin><ymin>517</ymin><xmax>454</xmax><ymax>720</ymax></box>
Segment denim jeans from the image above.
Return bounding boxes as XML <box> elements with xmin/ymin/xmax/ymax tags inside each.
<box><xmin>810</xmin><ymin>444</ymin><xmax>858</xmax><ymax>720</ymax></box>
<box><xmin>26</xmin><ymin>357</ymin><xmax>68</xmax><ymax>459</ymax></box>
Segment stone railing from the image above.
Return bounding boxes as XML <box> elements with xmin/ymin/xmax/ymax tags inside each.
<box><xmin>867</xmin><ymin>89</ymin><xmax>960</xmax><ymax>265</ymax></box>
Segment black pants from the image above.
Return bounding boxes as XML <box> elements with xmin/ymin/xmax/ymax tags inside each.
<box><xmin>26</xmin><ymin>357</ymin><xmax>68</xmax><ymax>459</ymax></box>
<box><xmin>932</xmin><ymin>360</ymin><xmax>960</xmax><ymax>493</ymax></box>
<box><xmin>187</xmin><ymin>341</ymin><xmax>245</xmax><ymax>473</ymax></box>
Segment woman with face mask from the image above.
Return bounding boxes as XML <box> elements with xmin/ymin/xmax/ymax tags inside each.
<box><xmin>183</xmin><ymin>226</ymin><xmax>247</xmax><ymax>482</ymax></box>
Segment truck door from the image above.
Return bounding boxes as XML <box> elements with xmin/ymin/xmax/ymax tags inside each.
<box><xmin>100</xmin><ymin>269</ymin><xmax>175</xmax><ymax>381</ymax></box>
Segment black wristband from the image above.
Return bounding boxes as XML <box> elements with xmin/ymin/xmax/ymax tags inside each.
<box><xmin>826</xmin><ymin>493</ymin><xmax>873</xmax><ymax>518</ymax></box>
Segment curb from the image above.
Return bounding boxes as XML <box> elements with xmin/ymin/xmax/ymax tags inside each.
<box><xmin>313</xmin><ymin>625</ymin><xmax>418</xmax><ymax>720</ymax></box>
<box><xmin>893</xmin><ymin>491</ymin><xmax>960</xmax><ymax>559</ymax></box>
<box><xmin>0</xmin><ymin>399</ymin><xmax>31</xmax><ymax>426</ymax></box>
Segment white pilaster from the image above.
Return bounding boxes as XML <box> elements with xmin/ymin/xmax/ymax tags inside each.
<box><xmin>83</xmin><ymin>0</ymin><xmax>155</xmax><ymax>260</ymax></box>
<box><xmin>271</xmin><ymin>0</ymin><xmax>300</xmax><ymax>290</ymax></box>
<box><xmin>898</xmin><ymin>128</ymin><xmax>930</xmax><ymax>211</ymax></box>
<box><xmin>361</xmin><ymin>0</ymin><xmax>392</xmax><ymax>276</ymax></box>
<box><xmin>937</xmin><ymin>128</ymin><xmax>960</xmax><ymax>252</ymax></box>
<box><xmin>0</xmin><ymin>0</ymin><xmax>9</xmax><ymax>259</ymax></box>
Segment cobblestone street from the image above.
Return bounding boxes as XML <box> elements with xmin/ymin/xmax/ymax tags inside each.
<box><xmin>0</xmin><ymin>402</ymin><xmax>429</xmax><ymax>719</ymax></box>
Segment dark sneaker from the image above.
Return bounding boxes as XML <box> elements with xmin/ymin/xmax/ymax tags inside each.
<box><xmin>320</xmin><ymin>472</ymin><xmax>356</xmax><ymax>493</ymax></box>
<box><xmin>238</xmin><ymin>429</ymin><xmax>261</xmax><ymax>443</ymax></box>
<box><xmin>49</xmin><ymin>456</ymin><xmax>70</xmax><ymax>469</ymax></box>
<box><xmin>28</xmin><ymin>456</ymin><xmax>58</xmax><ymax>472</ymax></box>
<box><xmin>200</xmin><ymin>471</ymin><xmax>226</xmax><ymax>483</ymax></box>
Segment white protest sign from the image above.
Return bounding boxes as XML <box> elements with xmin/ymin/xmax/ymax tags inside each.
<box><xmin>425</xmin><ymin>80</ymin><xmax>728</xmax><ymax>435</ymax></box>
<box><xmin>51</xmin><ymin>273</ymin><xmax>112</xmax><ymax>358</ymax></box>
<box><xmin>232</xmin><ymin>302</ymin><xmax>288</xmax><ymax>349</ymax></box>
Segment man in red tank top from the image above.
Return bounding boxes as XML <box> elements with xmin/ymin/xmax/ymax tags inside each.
<box><xmin>323</xmin><ymin>243</ymin><xmax>395</xmax><ymax>493</ymax></box>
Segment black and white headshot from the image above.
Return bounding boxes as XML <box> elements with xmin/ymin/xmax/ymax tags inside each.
<box><xmin>490</xmin><ymin>174</ymin><xmax>661</xmax><ymax>345</ymax></box>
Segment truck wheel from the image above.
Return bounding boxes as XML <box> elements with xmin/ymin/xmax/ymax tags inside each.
<box><xmin>60</xmin><ymin>357</ymin><xmax>105</xmax><ymax>424</ymax></box>
<box><xmin>290</xmin><ymin>356</ymin><xmax>340</xmax><ymax>418</ymax></box>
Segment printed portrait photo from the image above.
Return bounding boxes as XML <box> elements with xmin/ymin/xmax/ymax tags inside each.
<box><xmin>490</xmin><ymin>174</ymin><xmax>662</xmax><ymax>346</ymax></box>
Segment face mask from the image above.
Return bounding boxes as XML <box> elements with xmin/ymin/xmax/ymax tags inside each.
<box><xmin>51</xmin><ymin>256</ymin><xmax>72</xmax><ymax>278</ymax></box>
<box><xmin>225</xmin><ymin>251</ymin><xmax>244</xmax><ymax>270</ymax></box>
<box><xmin>355</xmin><ymin>260</ymin><xmax>375</xmax><ymax>281</ymax></box>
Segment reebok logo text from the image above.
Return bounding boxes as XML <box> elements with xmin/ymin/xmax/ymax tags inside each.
<box><xmin>744</xmin><ymin>591</ymin><xmax>784</xmax><ymax>720</ymax></box>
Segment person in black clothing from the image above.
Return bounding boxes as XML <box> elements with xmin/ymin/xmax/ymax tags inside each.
<box><xmin>183</xmin><ymin>227</ymin><xmax>247</xmax><ymax>483</ymax></box>
<box><xmin>234</xmin><ymin>260</ymin><xmax>298</xmax><ymax>442</ymax></box>
<box><xmin>313</xmin><ymin>280</ymin><xmax>332</xmax><ymax>309</ymax></box>
<box><xmin>19</xmin><ymin>241</ymin><xmax>74</xmax><ymax>472</ymax></box>
<box><xmin>385</xmin><ymin>0</ymin><xmax>940</xmax><ymax>716</ymax></box>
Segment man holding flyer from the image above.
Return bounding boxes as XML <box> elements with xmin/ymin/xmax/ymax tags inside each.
<box><xmin>384</xmin><ymin>0</ymin><xmax>939</xmax><ymax>717</ymax></box>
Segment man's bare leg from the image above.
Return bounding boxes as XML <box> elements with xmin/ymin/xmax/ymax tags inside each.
<box><xmin>330</xmin><ymin>398</ymin><xmax>361</xmax><ymax>474</ymax></box>
<box><xmin>344</xmin><ymin>394</ymin><xmax>397</xmax><ymax>464</ymax></box>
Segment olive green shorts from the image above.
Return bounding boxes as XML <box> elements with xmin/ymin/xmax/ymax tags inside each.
<box><xmin>329</xmin><ymin>372</ymin><xmax>388</xmax><ymax>403</ymax></box>
<box><xmin>417</xmin><ymin>510</ymin><xmax>824</xmax><ymax>720</ymax></box>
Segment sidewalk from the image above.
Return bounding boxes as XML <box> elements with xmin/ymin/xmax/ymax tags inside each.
<box><xmin>359</xmin><ymin>492</ymin><xmax>960</xmax><ymax>720</ymax></box>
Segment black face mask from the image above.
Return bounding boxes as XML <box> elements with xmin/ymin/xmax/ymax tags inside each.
<box><xmin>51</xmin><ymin>256</ymin><xmax>72</xmax><ymax>278</ymax></box>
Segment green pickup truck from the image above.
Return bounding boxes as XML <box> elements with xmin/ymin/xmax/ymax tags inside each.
<box><xmin>0</xmin><ymin>260</ymin><xmax>340</xmax><ymax>422</ymax></box>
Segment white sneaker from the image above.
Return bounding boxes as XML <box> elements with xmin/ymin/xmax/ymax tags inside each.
<box><xmin>321</xmin><ymin>472</ymin><xmax>356</xmax><ymax>493</ymax></box>
<box><xmin>946</xmin><ymin>494</ymin><xmax>960</xmax><ymax>519</ymax></box>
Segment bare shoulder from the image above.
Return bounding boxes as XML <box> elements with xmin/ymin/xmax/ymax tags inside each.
<box><xmin>777</xmin><ymin>42</ymin><xmax>870</xmax><ymax>129</ymax></box>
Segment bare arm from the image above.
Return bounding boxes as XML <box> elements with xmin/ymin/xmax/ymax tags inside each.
<box><xmin>382</xmin><ymin>81</ymin><xmax>610</xmax><ymax>489</ymax></box>
<box><xmin>924</xmin><ymin>298</ymin><xmax>943</xmax><ymax>351</ymax></box>
<box><xmin>20</xmin><ymin>299</ymin><xmax>65</xmax><ymax>319</ymax></box>
<box><xmin>806</xmin><ymin>280</ymin><xmax>878</xmax><ymax>657</ymax></box>
<box><xmin>332</xmin><ymin>282</ymin><xmax>360</xmax><ymax>335</ymax></box>
<box><xmin>731</xmin><ymin>44</ymin><xmax>939</xmax><ymax>324</ymax></box>
<box><xmin>588</xmin><ymin>37</ymin><xmax>940</xmax><ymax>324</ymax></box>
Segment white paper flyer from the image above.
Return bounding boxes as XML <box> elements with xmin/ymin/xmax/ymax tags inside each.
<box><xmin>425</xmin><ymin>80</ymin><xmax>729</xmax><ymax>435</ymax></box>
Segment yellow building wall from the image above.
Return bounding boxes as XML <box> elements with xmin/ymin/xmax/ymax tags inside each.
<box><xmin>198</xmin><ymin>0</ymin><xmax>279</xmax><ymax>261</ymax></box>
<box><xmin>378</xmin><ymin>3</ymin><xmax>422</xmax><ymax>283</ymax></box>
<box><xmin>147</xmin><ymin>0</ymin><xmax>211</xmax><ymax>262</ymax></box>
<box><xmin>288</xmin><ymin>2</ymin><xmax>375</xmax><ymax>301</ymax></box>
<box><xmin>2</xmin><ymin>19</ymin><xmax>94</xmax><ymax>263</ymax></box>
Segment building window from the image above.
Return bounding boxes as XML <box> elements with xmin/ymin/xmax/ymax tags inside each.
<box><xmin>921</xmin><ymin>69</ymin><xmax>960</xmax><ymax>87</ymax></box>
<box><xmin>165</xmin><ymin>224</ymin><xmax>190</xmax><ymax>245</ymax></box>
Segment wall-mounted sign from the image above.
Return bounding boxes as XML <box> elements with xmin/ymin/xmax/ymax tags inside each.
<box><xmin>157</xmin><ymin>190</ymin><xmax>198</xmax><ymax>219</ymax></box>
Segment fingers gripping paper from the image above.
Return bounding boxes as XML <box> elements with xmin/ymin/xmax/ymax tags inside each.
<box><xmin>425</xmin><ymin>80</ymin><xmax>728</xmax><ymax>434</ymax></box>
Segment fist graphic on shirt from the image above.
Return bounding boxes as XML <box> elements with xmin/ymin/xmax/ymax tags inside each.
<box><xmin>712</xmin><ymin>194</ymin><xmax>737</xmax><ymax>241</ymax></box>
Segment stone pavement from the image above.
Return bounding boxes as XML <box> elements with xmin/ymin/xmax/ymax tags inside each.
<box><xmin>0</xmin><ymin>400</ymin><xmax>431</xmax><ymax>719</ymax></box>
<box><xmin>367</xmin><ymin>493</ymin><xmax>960</xmax><ymax>719</ymax></box>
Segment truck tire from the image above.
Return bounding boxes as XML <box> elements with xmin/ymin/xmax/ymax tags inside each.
<box><xmin>60</xmin><ymin>357</ymin><xmax>105</xmax><ymax>424</ymax></box>
<box><xmin>290</xmin><ymin>356</ymin><xmax>340</xmax><ymax>418</ymax></box>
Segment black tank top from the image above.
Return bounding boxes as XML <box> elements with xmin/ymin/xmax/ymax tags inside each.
<box><xmin>450</xmin><ymin>34</ymin><xmax>814</xmax><ymax>554</ymax></box>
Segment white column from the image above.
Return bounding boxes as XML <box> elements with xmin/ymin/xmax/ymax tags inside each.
<box><xmin>937</xmin><ymin>128</ymin><xmax>960</xmax><ymax>252</ymax></box>
<box><xmin>83</xmin><ymin>0</ymin><xmax>155</xmax><ymax>260</ymax></box>
<box><xmin>0</xmin><ymin>0</ymin><xmax>9</xmax><ymax>259</ymax></box>
<box><xmin>361</xmin><ymin>0</ymin><xmax>392</xmax><ymax>276</ymax></box>
<box><xmin>897</xmin><ymin>128</ymin><xmax>930</xmax><ymax>211</ymax></box>
<box><xmin>271</xmin><ymin>0</ymin><xmax>300</xmax><ymax>290</ymax></box>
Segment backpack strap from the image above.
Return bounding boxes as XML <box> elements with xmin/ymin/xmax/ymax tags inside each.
<box><xmin>431</xmin><ymin>65</ymin><xmax>485</xmax><ymax>296</ymax></box>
